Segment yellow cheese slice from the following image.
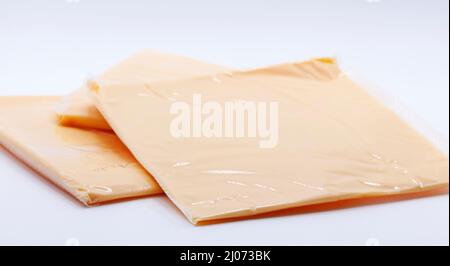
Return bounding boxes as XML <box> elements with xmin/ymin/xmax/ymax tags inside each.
<box><xmin>56</xmin><ymin>50</ymin><xmax>232</xmax><ymax>130</ymax></box>
<box><xmin>91</xmin><ymin>59</ymin><xmax>449</xmax><ymax>224</ymax></box>
<box><xmin>0</xmin><ymin>96</ymin><xmax>162</xmax><ymax>205</ymax></box>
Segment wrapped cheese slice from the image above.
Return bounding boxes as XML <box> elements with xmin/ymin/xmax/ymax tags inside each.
<box><xmin>90</xmin><ymin>58</ymin><xmax>449</xmax><ymax>224</ymax></box>
<box><xmin>0</xmin><ymin>97</ymin><xmax>162</xmax><ymax>205</ymax></box>
<box><xmin>56</xmin><ymin>50</ymin><xmax>232</xmax><ymax>130</ymax></box>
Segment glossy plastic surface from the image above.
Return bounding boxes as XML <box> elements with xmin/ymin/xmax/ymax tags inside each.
<box><xmin>56</xmin><ymin>50</ymin><xmax>232</xmax><ymax>130</ymax></box>
<box><xmin>0</xmin><ymin>97</ymin><xmax>162</xmax><ymax>205</ymax></box>
<box><xmin>91</xmin><ymin>59</ymin><xmax>449</xmax><ymax>224</ymax></box>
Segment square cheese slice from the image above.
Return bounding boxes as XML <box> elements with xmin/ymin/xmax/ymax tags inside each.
<box><xmin>56</xmin><ymin>50</ymin><xmax>232</xmax><ymax>130</ymax></box>
<box><xmin>0</xmin><ymin>96</ymin><xmax>162</xmax><ymax>205</ymax></box>
<box><xmin>90</xmin><ymin>59</ymin><xmax>449</xmax><ymax>224</ymax></box>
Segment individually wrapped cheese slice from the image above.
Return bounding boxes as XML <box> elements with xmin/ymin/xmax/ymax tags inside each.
<box><xmin>56</xmin><ymin>50</ymin><xmax>232</xmax><ymax>130</ymax></box>
<box><xmin>0</xmin><ymin>96</ymin><xmax>162</xmax><ymax>205</ymax></box>
<box><xmin>90</xmin><ymin>58</ymin><xmax>449</xmax><ymax>224</ymax></box>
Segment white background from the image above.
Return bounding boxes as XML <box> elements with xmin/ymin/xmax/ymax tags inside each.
<box><xmin>0</xmin><ymin>0</ymin><xmax>448</xmax><ymax>245</ymax></box>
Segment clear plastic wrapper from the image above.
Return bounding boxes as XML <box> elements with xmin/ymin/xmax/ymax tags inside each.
<box><xmin>55</xmin><ymin>50</ymin><xmax>231</xmax><ymax>130</ymax></box>
<box><xmin>0</xmin><ymin>96</ymin><xmax>162</xmax><ymax>205</ymax></box>
<box><xmin>90</xmin><ymin>58</ymin><xmax>449</xmax><ymax>224</ymax></box>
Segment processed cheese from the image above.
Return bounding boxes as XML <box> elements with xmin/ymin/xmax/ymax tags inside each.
<box><xmin>56</xmin><ymin>50</ymin><xmax>232</xmax><ymax>130</ymax></box>
<box><xmin>0</xmin><ymin>96</ymin><xmax>162</xmax><ymax>205</ymax></box>
<box><xmin>90</xmin><ymin>59</ymin><xmax>449</xmax><ymax>224</ymax></box>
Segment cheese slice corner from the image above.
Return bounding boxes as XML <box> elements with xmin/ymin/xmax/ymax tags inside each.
<box><xmin>0</xmin><ymin>96</ymin><xmax>162</xmax><ymax>206</ymax></box>
<box><xmin>56</xmin><ymin>50</ymin><xmax>232</xmax><ymax>131</ymax></box>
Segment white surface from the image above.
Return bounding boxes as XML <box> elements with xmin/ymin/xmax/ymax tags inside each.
<box><xmin>0</xmin><ymin>0</ymin><xmax>448</xmax><ymax>246</ymax></box>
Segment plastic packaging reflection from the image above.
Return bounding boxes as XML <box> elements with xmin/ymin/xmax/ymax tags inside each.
<box><xmin>0</xmin><ymin>97</ymin><xmax>162</xmax><ymax>205</ymax></box>
<box><xmin>91</xmin><ymin>58</ymin><xmax>449</xmax><ymax>224</ymax></box>
<box><xmin>55</xmin><ymin>50</ymin><xmax>232</xmax><ymax>131</ymax></box>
